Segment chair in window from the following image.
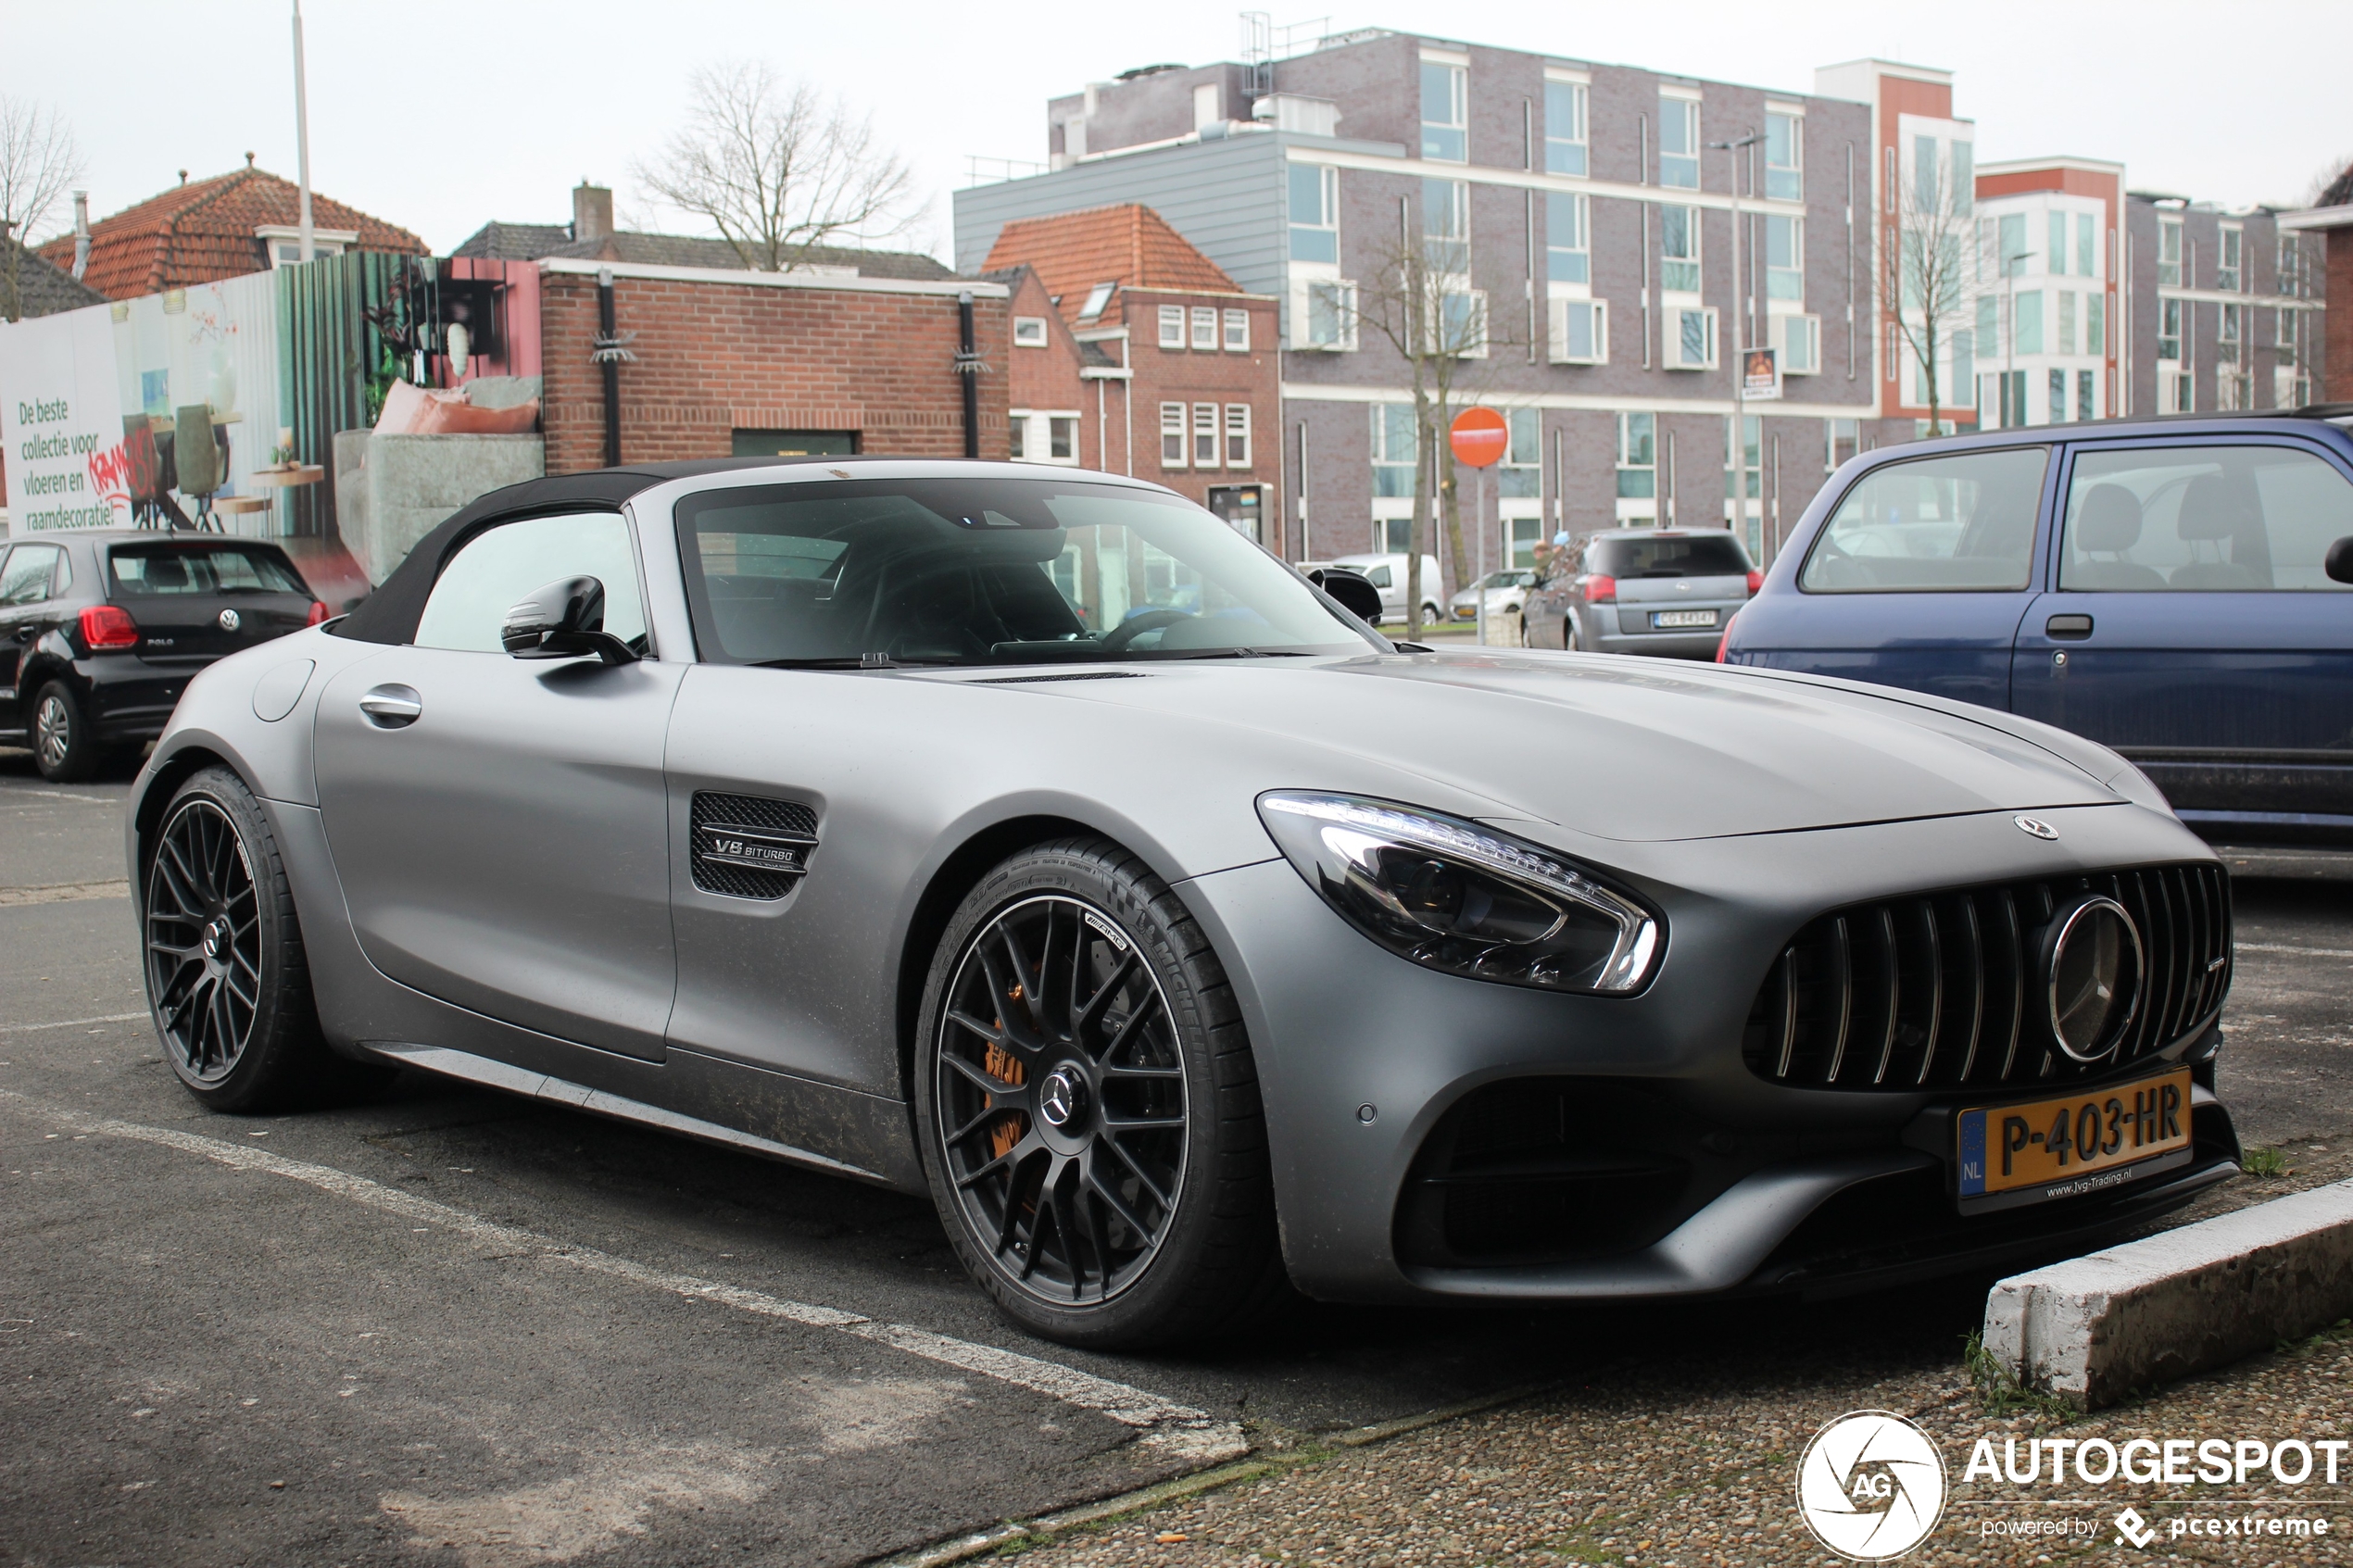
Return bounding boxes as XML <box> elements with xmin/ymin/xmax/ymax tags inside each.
<box><xmin>2169</xmin><ymin>474</ymin><xmax>2271</xmax><ymax>589</ymax></box>
<box><xmin>173</xmin><ymin>405</ymin><xmax>226</xmax><ymax>532</ymax></box>
<box><xmin>2070</xmin><ymin>484</ymin><xmax>2168</xmax><ymax>590</ymax></box>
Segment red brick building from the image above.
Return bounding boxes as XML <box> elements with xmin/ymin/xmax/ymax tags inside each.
<box><xmin>2284</xmin><ymin>163</ymin><xmax>2353</xmax><ymax>403</ymax></box>
<box><xmin>983</xmin><ymin>204</ymin><xmax>1281</xmax><ymax>546</ymax></box>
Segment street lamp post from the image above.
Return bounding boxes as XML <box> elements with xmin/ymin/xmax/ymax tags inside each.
<box><xmin>1709</xmin><ymin>130</ymin><xmax>1762</xmax><ymax>546</ymax></box>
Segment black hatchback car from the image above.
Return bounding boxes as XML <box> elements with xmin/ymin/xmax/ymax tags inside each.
<box><xmin>0</xmin><ymin>530</ymin><xmax>325</xmax><ymax>780</ymax></box>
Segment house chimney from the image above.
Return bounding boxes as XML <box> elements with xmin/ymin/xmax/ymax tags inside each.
<box><xmin>71</xmin><ymin>191</ymin><xmax>90</xmax><ymax>280</ymax></box>
<box><xmin>573</xmin><ymin>182</ymin><xmax>613</xmax><ymax>243</ymax></box>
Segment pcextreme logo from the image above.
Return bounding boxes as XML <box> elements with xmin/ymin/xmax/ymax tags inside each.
<box><xmin>1796</xmin><ymin>1411</ymin><xmax>1950</xmax><ymax>1561</ymax></box>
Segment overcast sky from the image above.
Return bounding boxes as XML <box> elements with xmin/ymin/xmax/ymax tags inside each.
<box><xmin>7</xmin><ymin>0</ymin><xmax>2347</xmax><ymax>257</ymax></box>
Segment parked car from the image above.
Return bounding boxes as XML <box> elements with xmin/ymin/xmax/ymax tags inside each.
<box><xmin>1522</xmin><ymin>529</ymin><xmax>1760</xmax><ymax>657</ymax></box>
<box><xmin>1448</xmin><ymin>569</ymin><xmax>1538</xmax><ymax>623</ymax></box>
<box><xmin>1328</xmin><ymin>552</ymin><xmax>1444</xmax><ymax>625</ymax></box>
<box><xmin>1725</xmin><ymin>409</ymin><xmax>2353</xmax><ymax>846</ymax></box>
<box><xmin>1</xmin><ymin>529</ymin><xmax>325</xmax><ymax>781</ymax></box>
<box><xmin>133</xmin><ymin>458</ymin><xmax>2238</xmax><ymax>1349</ymax></box>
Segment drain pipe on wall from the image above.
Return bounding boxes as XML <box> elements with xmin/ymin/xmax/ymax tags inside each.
<box><xmin>591</xmin><ymin>267</ymin><xmax>637</xmax><ymax>468</ymax></box>
<box><xmin>956</xmin><ymin>291</ymin><xmax>982</xmax><ymax>458</ymax></box>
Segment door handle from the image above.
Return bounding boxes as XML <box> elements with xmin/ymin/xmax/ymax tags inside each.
<box><xmin>2045</xmin><ymin>614</ymin><xmax>2095</xmax><ymax>640</ymax></box>
<box><xmin>359</xmin><ymin>684</ymin><xmax>422</xmax><ymax>729</ymax></box>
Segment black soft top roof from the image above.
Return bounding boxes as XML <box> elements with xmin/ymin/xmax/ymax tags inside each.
<box><xmin>333</xmin><ymin>458</ymin><xmax>788</xmax><ymax>646</ymax></box>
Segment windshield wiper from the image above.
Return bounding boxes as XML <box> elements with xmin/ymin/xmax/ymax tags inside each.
<box><xmin>751</xmin><ymin>653</ymin><xmax>949</xmax><ymax>670</ymax></box>
<box><xmin>1164</xmin><ymin>646</ymin><xmax>1316</xmax><ymax>659</ymax></box>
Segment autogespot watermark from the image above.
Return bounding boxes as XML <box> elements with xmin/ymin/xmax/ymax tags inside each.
<box><xmin>1795</xmin><ymin>1414</ymin><xmax>2346</xmax><ymax>1561</ymax></box>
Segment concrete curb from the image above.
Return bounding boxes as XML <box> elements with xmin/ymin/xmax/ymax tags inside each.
<box><xmin>1983</xmin><ymin>1178</ymin><xmax>2353</xmax><ymax>1409</ymax></box>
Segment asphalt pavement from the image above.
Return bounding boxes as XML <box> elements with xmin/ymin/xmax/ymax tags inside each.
<box><xmin>5</xmin><ymin>752</ymin><xmax>2350</xmax><ymax>1567</ymax></box>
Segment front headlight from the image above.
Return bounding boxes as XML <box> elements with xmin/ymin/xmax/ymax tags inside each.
<box><xmin>1256</xmin><ymin>792</ymin><xmax>1662</xmax><ymax>994</ymax></box>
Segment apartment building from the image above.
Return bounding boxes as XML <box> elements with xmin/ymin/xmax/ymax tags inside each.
<box><xmin>1969</xmin><ymin>158</ymin><xmax>2124</xmax><ymax>429</ymax></box>
<box><xmin>2127</xmin><ymin>195</ymin><xmax>2323</xmax><ymax>417</ymax></box>
<box><xmin>2281</xmin><ymin>162</ymin><xmax>2353</xmax><ymax>403</ymax></box>
<box><xmin>956</xmin><ymin>31</ymin><xmax>1911</xmax><ymax>580</ymax></box>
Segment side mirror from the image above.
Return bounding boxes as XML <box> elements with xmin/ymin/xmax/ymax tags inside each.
<box><xmin>2328</xmin><ymin>537</ymin><xmax>2353</xmax><ymax>586</ymax></box>
<box><xmin>502</xmin><ymin>575</ymin><xmax>637</xmax><ymax>665</ymax></box>
<box><xmin>1308</xmin><ymin>567</ymin><xmax>1384</xmax><ymax>624</ymax></box>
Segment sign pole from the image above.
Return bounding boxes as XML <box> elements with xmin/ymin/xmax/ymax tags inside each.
<box><xmin>1447</xmin><ymin>407</ymin><xmax>1509</xmax><ymax>647</ymax></box>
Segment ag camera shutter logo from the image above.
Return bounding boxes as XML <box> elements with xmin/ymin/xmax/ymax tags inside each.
<box><xmin>1796</xmin><ymin>1411</ymin><xmax>1948</xmax><ymax>1561</ymax></box>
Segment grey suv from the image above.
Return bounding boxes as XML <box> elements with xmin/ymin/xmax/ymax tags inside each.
<box><xmin>1523</xmin><ymin>529</ymin><xmax>1760</xmax><ymax>658</ymax></box>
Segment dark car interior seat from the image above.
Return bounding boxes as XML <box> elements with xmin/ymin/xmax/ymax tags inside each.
<box><xmin>2169</xmin><ymin>473</ymin><xmax>2273</xmax><ymax>590</ymax></box>
<box><xmin>2068</xmin><ymin>484</ymin><xmax>2169</xmax><ymax>590</ymax></box>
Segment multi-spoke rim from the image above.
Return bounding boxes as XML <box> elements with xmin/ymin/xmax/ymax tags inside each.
<box><xmin>33</xmin><ymin>692</ymin><xmax>70</xmax><ymax>771</ymax></box>
<box><xmin>934</xmin><ymin>894</ymin><xmax>1188</xmax><ymax>1306</ymax></box>
<box><xmin>145</xmin><ymin>798</ymin><xmax>262</xmax><ymax>1085</ymax></box>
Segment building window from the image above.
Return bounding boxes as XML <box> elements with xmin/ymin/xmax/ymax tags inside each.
<box><xmin>1548</xmin><ymin>298</ymin><xmax>1607</xmax><ymax>364</ymax></box>
<box><xmin>2013</xmin><ymin>290</ymin><xmax>2043</xmax><ymax>356</ymax></box>
<box><xmin>1667</xmin><ymin>305</ymin><xmax>1718</xmax><ymax>370</ymax></box>
<box><xmin>1423</xmin><ymin>178</ymin><xmax>1469</xmax><ymax>271</ymax></box>
<box><xmin>1915</xmin><ymin>136</ymin><xmax>1942</xmax><ymax>211</ymax></box>
<box><xmin>2076</xmin><ymin>213</ymin><xmax>2096</xmax><ymax>278</ymax></box>
<box><xmin>1304</xmin><ymin>280</ymin><xmax>1357</xmax><ymax>349</ymax></box>
<box><xmin>2048</xmin><ymin>369</ymin><xmax>2068</xmax><ymax>423</ymax></box>
<box><xmin>2279</xmin><ymin>233</ymin><xmax>2304</xmax><ymax>297</ymax></box>
<box><xmin>1223</xmin><ymin>404</ymin><xmax>1252</xmax><ymax>467</ymax></box>
<box><xmin>1013</xmin><ymin>316</ymin><xmax>1049</xmax><ymax>347</ymax></box>
<box><xmin>2047</xmin><ymin>211</ymin><xmax>2069</xmax><ymax>276</ymax></box>
<box><xmin>1659</xmin><ymin>205</ymin><xmax>1700</xmax><ymax>294</ymax></box>
<box><xmin>1223</xmin><ymin>308</ymin><xmax>1250</xmax><ymax>352</ymax></box>
<box><xmin>1826</xmin><ymin>417</ymin><xmax>1859</xmax><ymax>472</ymax></box>
<box><xmin>1161</xmin><ymin>403</ymin><xmax>1188</xmax><ymax>467</ymax></box>
<box><xmin>1011</xmin><ymin>411</ymin><xmax>1081</xmax><ymax>465</ymax></box>
<box><xmin>1192</xmin><ymin>402</ymin><xmax>1218</xmax><ymax>466</ymax></box>
<box><xmin>1996</xmin><ymin>212</ymin><xmax>2028</xmax><ymax>277</ymax></box>
<box><xmin>1617</xmin><ymin>412</ymin><xmax>1656</xmax><ymax>503</ymax></box>
<box><xmin>1765</xmin><ymin>215</ymin><xmax>1803</xmax><ymax>300</ymax></box>
<box><xmin>1774</xmin><ymin>312</ymin><xmax>1820</xmax><ymax>374</ymax></box>
<box><xmin>2218</xmin><ymin>372</ymin><xmax>2251</xmax><ymax>411</ymax></box>
<box><xmin>2077</xmin><ymin>370</ymin><xmax>2096</xmax><ymax>421</ymax></box>
<box><xmin>2218</xmin><ymin>303</ymin><xmax>2242</xmax><ymax>365</ymax></box>
<box><xmin>2219</xmin><ymin>224</ymin><xmax>2243</xmax><ymax>292</ymax></box>
<box><xmin>1547</xmin><ymin>193</ymin><xmax>1589</xmax><ymax>284</ymax></box>
<box><xmin>2086</xmin><ymin>294</ymin><xmax>2106</xmax><ymax>357</ymax></box>
<box><xmin>1159</xmin><ymin>306</ymin><xmax>1185</xmax><ymax>349</ymax></box>
<box><xmin>1372</xmin><ymin>403</ymin><xmax>1418</xmax><ymax>498</ymax></box>
<box><xmin>1289</xmin><ymin>164</ymin><xmax>1339</xmax><ymax>263</ymax></box>
<box><xmin>1952</xmin><ymin>140</ymin><xmax>1972</xmax><ymax>212</ymax></box>
<box><xmin>1435</xmin><ymin>288</ymin><xmax>1488</xmax><ymax>357</ymax></box>
<box><xmin>2057</xmin><ymin>291</ymin><xmax>2077</xmax><ymax>356</ymax></box>
<box><xmin>1500</xmin><ymin>408</ymin><xmax>1541</xmax><ymax>500</ymax></box>
<box><xmin>1076</xmin><ymin>282</ymin><xmax>1116</xmax><ymax>322</ymax></box>
<box><xmin>2158</xmin><ymin>217</ymin><xmax>2183</xmax><ymax>288</ymax></box>
<box><xmin>1189</xmin><ymin>307</ymin><xmax>1218</xmax><ymax>351</ymax></box>
<box><xmin>1765</xmin><ymin>110</ymin><xmax>1802</xmax><ymax>201</ymax></box>
<box><xmin>1543</xmin><ymin>80</ymin><xmax>1587</xmax><ymax>176</ymax></box>
<box><xmin>2279</xmin><ymin>307</ymin><xmax>2299</xmax><ymax>358</ymax></box>
<box><xmin>1977</xmin><ymin>294</ymin><xmax>2000</xmax><ymax>360</ymax></box>
<box><xmin>2158</xmin><ymin>297</ymin><xmax>2183</xmax><ymax>362</ymax></box>
<box><xmin>1420</xmin><ymin>59</ymin><xmax>1467</xmax><ymax>162</ymax></box>
<box><xmin>1658</xmin><ymin>94</ymin><xmax>1700</xmax><ymax>189</ymax></box>
<box><xmin>1725</xmin><ymin>414</ymin><xmax>1761</xmax><ymax>501</ymax></box>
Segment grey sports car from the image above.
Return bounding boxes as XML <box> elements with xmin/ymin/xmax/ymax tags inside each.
<box><xmin>127</xmin><ymin>458</ymin><xmax>2242</xmax><ymax>1348</ymax></box>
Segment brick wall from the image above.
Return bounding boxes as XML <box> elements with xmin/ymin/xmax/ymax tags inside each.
<box><xmin>538</xmin><ymin>270</ymin><xmax>1009</xmax><ymax>473</ymax></box>
<box><xmin>2330</xmin><ymin>229</ymin><xmax>2351</xmax><ymax>403</ymax></box>
<box><xmin>1120</xmin><ymin>287</ymin><xmax>1282</xmax><ymax>532</ymax></box>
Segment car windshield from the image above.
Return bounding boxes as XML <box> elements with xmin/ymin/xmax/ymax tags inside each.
<box><xmin>108</xmin><ymin>543</ymin><xmax>310</xmax><ymax>596</ymax></box>
<box><xmin>676</xmin><ymin>477</ymin><xmax>1384</xmax><ymax>666</ymax></box>
<box><xmin>1586</xmin><ymin>533</ymin><xmax>1751</xmax><ymax>578</ymax></box>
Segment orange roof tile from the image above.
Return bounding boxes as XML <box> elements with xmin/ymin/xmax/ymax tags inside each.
<box><xmin>39</xmin><ymin>163</ymin><xmax>426</xmax><ymax>302</ymax></box>
<box><xmin>980</xmin><ymin>204</ymin><xmax>1238</xmax><ymax>324</ymax></box>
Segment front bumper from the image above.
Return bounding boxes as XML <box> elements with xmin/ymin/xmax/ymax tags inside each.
<box><xmin>1178</xmin><ymin>800</ymin><xmax>2234</xmax><ymax>1304</ymax></box>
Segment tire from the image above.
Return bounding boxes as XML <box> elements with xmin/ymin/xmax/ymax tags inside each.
<box><xmin>913</xmin><ymin>837</ymin><xmax>1286</xmax><ymax>1348</ymax></box>
<box><xmin>142</xmin><ymin>765</ymin><xmax>386</xmax><ymax>1112</ymax></box>
<box><xmin>1422</xmin><ymin>601</ymin><xmax>1441</xmax><ymax>624</ymax></box>
<box><xmin>31</xmin><ymin>680</ymin><xmax>97</xmax><ymax>783</ymax></box>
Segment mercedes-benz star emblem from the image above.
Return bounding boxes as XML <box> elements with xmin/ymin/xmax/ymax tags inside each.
<box><xmin>2013</xmin><ymin>815</ymin><xmax>2058</xmax><ymax>840</ymax></box>
<box><xmin>1038</xmin><ymin>1068</ymin><xmax>1082</xmax><ymax>1129</ymax></box>
<box><xmin>218</xmin><ymin>608</ymin><xmax>242</xmax><ymax>632</ymax></box>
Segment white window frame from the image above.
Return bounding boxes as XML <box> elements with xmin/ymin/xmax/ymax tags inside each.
<box><xmin>1657</xmin><ymin>92</ymin><xmax>1701</xmax><ymax>190</ymax></box>
<box><xmin>1010</xmin><ymin>409</ymin><xmax>1082</xmax><ymax>466</ymax></box>
<box><xmin>1076</xmin><ymin>282</ymin><xmax>1115</xmax><ymax>322</ymax></box>
<box><xmin>1543</xmin><ymin>75</ymin><xmax>1588</xmax><ymax>177</ymax></box>
<box><xmin>1420</xmin><ymin>56</ymin><xmax>1468</xmax><ymax>164</ymax></box>
<box><xmin>1189</xmin><ymin>307</ymin><xmax>1218</xmax><ymax>351</ymax></box>
<box><xmin>2218</xmin><ymin>223</ymin><xmax>2243</xmax><ymax>293</ymax></box>
<box><xmin>1615</xmin><ymin>411</ymin><xmax>1658</xmax><ymax>524</ymax></box>
<box><xmin>1764</xmin><ymin>108</ymin><xmax>1803</xmax><ymax>202</ymax></box>
<box><xmin>1298</xmin><ymin>277</ymin><xmax>1358</xmax><ymax>351</ymax></box>
<box><xmin>1667</xmin><ymin>304</ymin><xmax>1718</xmax><ymax>370</ymax></box>
<box><xmin>2158</xmin><ymin>297</ymin><xmax>2184</xmax><ymax>364</ymax></box>
<box><xmin>1191</xmin><ymin>401</ymin><xmax>1219</xmax><ymax>467</ymax></box>
<box><xmin>1547</xmin><ymin>297</ymin><xmax>1608</xmax><ymax>365</ymax></box>
<box><xmin>1223</xmin><ymin>403</ymin><xmax>1252</xmax><ymax>468</ymax></box>
<box><xmin>1771</xmin><ymin>311</ymin><xmax>1820</xmax><ymax>375</ymax></box>
<box><xmin>1160</xmin><ymin>403</ymin><xmax>1188</xmax><ymax>468</ymax></box>
<box><xmin>1764</xmin><ymin>214</ymin><xmax>1804</xmax><ymax>302</ymax></box>
<box><xmin>1658</xmin><ymin>204</ymin><xmax>1701</xmax><ymax>296</ymax></box>
<box><xmin>1546</xmin><ymin>192</ymin><xmax>1590</xmax><ymax>287</ymax></box>
<box><xmin>1158</xmin><ymin>306</ymin><xmax>1186</xmax><ymax>349</ymax></box>
<box><xmin>2157</xmin><ymin>217</ymin><xmax>2183</xmax><ymax>288</ymax></box>
<box><xmin>1428</xmin><ymin>287</ymin><xmax>1488</xmax><ymax>358</ymax></box>
<box><xmin>1013</xmin><ymin>316</ymin><xmax>1049</xmax><ymax>348</ymax></box>
<box><xmin>1222</xmin><ymin>308</ymin><xmax>1250</xmax><ymax>353</ymax></box>
<box><xmin>1289</xmin><ymin>163</ymin><xmax>1340</xmax><ymax>263</ymax></box>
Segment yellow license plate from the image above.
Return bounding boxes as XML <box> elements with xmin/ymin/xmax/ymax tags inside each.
<box><xmin>1957</xmin><ymin>1069</ymin><xmax>2192</xmax><ymax>1202</ymax></box>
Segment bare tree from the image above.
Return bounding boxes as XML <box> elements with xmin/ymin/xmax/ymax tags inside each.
<box><xmin>635</xmin><ymin>63</ymin><xmax>915</xmax><ymax>271</ymax></box>
<box><xmin>0</xmin><ymin>96</ymin><xmax>85</xmax><ymax>322</ymax></box>
<box><xmin>1346</xmin><ymin>199</ymin><xmax>1514</xmax><ymax>638</ymax></box>
<box><xmin>1887</xmin><ymin>152</ymin><xmax>1974</xmax><ymax>437</ymax></box>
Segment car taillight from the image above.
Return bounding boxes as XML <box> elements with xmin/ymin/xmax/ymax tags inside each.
<box><xmin>80</xmin><ymin>604</ymin><xmax>140</xmax><ymax>650</ymax></box>
<box><xmin>1580</xmin><ymin>572</ymin><xmax>1617</xmax><ymax>604</ymax></box>
<box><xmin>306</xmin><ymin>600</ymin><xmax>330</xmax><ymax>626</ymax></box>
<box><xmin>1745</xmin><ymin>569</ymin><xmax>1763</xmax><ymax>596</ymax></box>
<box><xmin>1716</xmin><ymin>609</ymin><xmax>1740</xmax><ymax>663</ymax></box>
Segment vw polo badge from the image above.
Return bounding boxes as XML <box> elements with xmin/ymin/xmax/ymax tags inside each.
<box><xmin>2014</xmin><ymin>815</ymin><xmax>2058</xmax><ymax>841</ymax></box>
<box><xmin>218</xmin><ymin>608</ymin><xmax>242</xmax><ymax>632</ymax></box>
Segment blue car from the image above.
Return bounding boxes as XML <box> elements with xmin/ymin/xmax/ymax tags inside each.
<box><xmin>1726</xmin><ymin>409</ymin><xmax>2353</xmax><ymax>846</ymax></box>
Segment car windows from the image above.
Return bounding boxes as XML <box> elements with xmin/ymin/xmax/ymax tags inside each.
<box><xmin>1801</xmin><ymin>447</ymin><xmax>2048</xmax><ymax>592</ymax></box>
<box><xmin>0</xmin><ymin>544</ymin><xmax>65</xmax><ymax>606</ymax></box>
<box><xmin>675</xmin><ymin>477</ymin><xmax>1376</xmax><ymax>666</ymax></box>
<box><xmin>1365</xmin><ymin>564</ymin><xmax>1392</xmax><ymax>589</ymax></box>
<box><xmin>108</xmin><ymin>544</ymin><xmax>308</xmax><ymax>596</ymax></box>
<box><xmin>2059</xmin><ymin>445</ymin><xmax>2353</xmax><ymax>593</ymax></box>
<box><xmin>1587</xmin><ymin>534</ymin><xmax>1751</xmax><ymax>578</ymax></box>
<box><xmin>414</xmin><ymin>511</ymin><xmax>647</xmax><ymax>653</ymax></box>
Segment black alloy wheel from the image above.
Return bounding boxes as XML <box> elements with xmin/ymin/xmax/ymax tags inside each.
<box><xmin>31</xmin><ymin>681</ymin><xmax>96</xmax><ymax>783</ymax></box>
<box><xmin>915</xmin><ymin>839</ymin><xmax>1286</xmax><ymax>1348</ymax></box>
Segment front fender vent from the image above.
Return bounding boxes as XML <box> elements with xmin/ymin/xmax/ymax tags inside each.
<box><xmin>689</xmin><ymin>791</ymin><xmax>818</xmax><ymax>900</ymax></box>
<box><xmin>1743</xmin><ymin>862</ymin><xmax>2230</xmax><ymax>1092</ymax></box>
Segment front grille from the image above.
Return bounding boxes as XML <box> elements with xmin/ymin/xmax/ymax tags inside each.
<box><xmin>689</xmin><ymin>791</ymin><xmax>818</xmax><ymax>900</ymax></box>
<box><xmin>1743</xmin><ymin>862</ymin><xmax>2230</xmax><ymax>1092</ymax></box>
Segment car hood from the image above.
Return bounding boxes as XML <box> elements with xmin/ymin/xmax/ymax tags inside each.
<box><xmin>1002</xmin><ymin>650</ymin><xmax>2124</xmax><ymax>842</ymax></box>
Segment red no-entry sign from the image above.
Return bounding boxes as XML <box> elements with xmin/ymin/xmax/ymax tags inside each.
<box><xmin>1449</xmin><ymin>406</ymin><xmax>1508</xmax><ymax>468</ymax></box>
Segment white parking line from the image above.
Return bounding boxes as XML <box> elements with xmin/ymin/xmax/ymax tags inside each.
<box><xmin>2235</xmin><ymin>942</ymin><xmax>2353</xmax><ymax>960</ymax></box>
<box><xmin>0</xmin><ymin>1090</ymin><xmax>1242</xmax><ymax>1461</ymax></box>
<box><xmin>0</xmin><ymin>1010</ymin><xmax>151</xmax><ymax>1035</ymax></box>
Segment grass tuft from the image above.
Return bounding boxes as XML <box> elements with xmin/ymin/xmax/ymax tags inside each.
<box><xmin>2243</xmin><ymin>1145</ymin><xmax>2291</xmax><ymax>1177</ymax></box>
<box><xmin>1962</xmin><ymin>1329</ymin><xmax>2079</xmax><ymax>1423</ymax></box>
